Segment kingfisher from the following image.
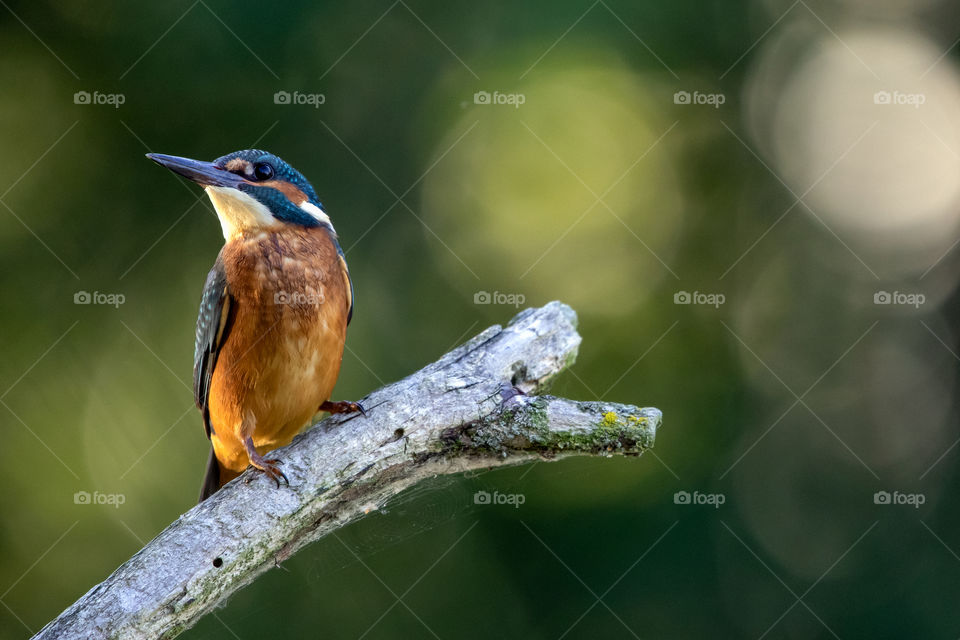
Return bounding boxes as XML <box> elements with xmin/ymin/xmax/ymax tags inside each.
<box><xmin>147</xmin><ymin>149</ymin><xmax>363</xmax><ymax>502</ymax></box>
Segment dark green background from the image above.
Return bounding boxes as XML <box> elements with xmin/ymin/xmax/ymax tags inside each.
<box><xmin>2</xmin><ymin>1</ymin><xmax>960</xmax><ymax>638</ymax></box>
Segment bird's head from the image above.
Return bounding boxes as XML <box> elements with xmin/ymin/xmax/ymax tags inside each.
<box><xmin>147</xmin><ymin>149</ymin><xmax>332</xmax><ymax>240</ymax></box>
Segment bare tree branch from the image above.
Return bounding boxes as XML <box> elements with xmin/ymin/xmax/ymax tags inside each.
<box><xmin>33</xmin><ymin>302</ymin><xmax>661</xmax><ymax>640</ymax></box>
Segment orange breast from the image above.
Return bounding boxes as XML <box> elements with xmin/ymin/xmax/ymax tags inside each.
<box><xmin>208</xmin><ymin>226</ymin><xmax>350</xmax><ymax>473</ymax></box>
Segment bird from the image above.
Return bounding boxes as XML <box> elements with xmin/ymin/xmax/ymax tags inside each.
<box><xmin>147</xmin><ymin>149</ymin><xmax>363</xmax><ymax>502</ymax></box>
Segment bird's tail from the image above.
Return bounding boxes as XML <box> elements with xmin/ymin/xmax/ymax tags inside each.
<box><xmin>199</xmin><ymin>449</ymin><xmax>243</xmax><ymax>503</ymax></box>
<box><xmin>199</xmin><ymin>449</ymin><xmax>222</xmax><ymax>502</ymax></box>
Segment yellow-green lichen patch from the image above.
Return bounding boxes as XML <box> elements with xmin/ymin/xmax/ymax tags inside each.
<box><xmin>432</xmin><ymin>398</ymin><xmax>656</xmax><ymax>458</ymax></box>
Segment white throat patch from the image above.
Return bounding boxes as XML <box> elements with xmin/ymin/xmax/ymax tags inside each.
<box><xmin>205</xmin><ymin>186</ymin><xmax>280</xmax><ymax>240</ymax></box>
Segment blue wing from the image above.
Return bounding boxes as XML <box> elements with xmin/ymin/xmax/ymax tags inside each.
<box><xmin>340</xmin><ymin>252</ymin><xmax>354</xmax><ymax>325</ymax></box>
<box><xmin>193</xmin><ymin>252</ymin><xmax>233</xmax><ymax>439</ymax></box>
<box><xmin>333</xmin><ymin>238</ymin><xmax>353</xmax><ymax>324</ymax></box>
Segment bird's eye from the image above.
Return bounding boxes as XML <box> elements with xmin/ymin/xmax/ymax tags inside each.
<box><xmin>253</xmin><ymin>163</ymin><xmax>274</xmax><ymax>181</ymax></box>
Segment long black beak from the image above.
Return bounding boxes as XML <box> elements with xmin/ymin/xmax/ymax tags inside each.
<box><xmin>146</xmin><ymin>153</ymin><xmax>245</xmax><ymax>188</ymax></box>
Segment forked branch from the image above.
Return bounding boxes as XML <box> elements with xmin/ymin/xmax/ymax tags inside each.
<box><xmin>34</xmin><ymin>302</ymin><xmax>661</xmax><ymax>640</ymax></box>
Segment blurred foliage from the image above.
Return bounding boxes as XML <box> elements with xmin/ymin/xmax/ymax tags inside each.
<box><xmin>2</xmin><ymin>0</ymin><xmax>960</xmax><ymax>638</ymax></box>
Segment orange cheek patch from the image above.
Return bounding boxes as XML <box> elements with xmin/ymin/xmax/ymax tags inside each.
<box><xmin>259</xmin><ymin>180</ymin><xmax>308</xmax><ymax>205</ymax></box>
<box><xmin>224</xmin><ymin>158</ymin><xmax>249</xmax><ymax>172</ymax></box>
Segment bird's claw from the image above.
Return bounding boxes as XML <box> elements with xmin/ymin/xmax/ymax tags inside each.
<box><xmin>245</xmin><ymin>457</ymin><xmax>288</xmax><ymax>488</ymax></box>
<box><xmin>320</xmin><ymin>400</ymin><xmax>367</xmax><ymax>418</ymax></box>
<box><xmin>260</xmin><ymin>458</ymin><xmax>288</xmax><ymax>488</ymax></box>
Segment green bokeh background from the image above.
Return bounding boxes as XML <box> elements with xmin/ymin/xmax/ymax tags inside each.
<box><xmin>2</xmin><ymin>1</ymin><xmax>960</xmax><ymax>638</ymax></box>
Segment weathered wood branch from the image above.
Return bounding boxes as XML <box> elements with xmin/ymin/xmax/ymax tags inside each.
<box><xmin>34</xmin><ymin>302</ymin><xmax>662</xmax><ymax>640</ymax></box>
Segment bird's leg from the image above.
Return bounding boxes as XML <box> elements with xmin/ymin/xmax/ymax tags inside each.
<box><xmin>242</xmin><ymin>436</ymin><xmax>288</xmax><ymax>488</ymax></box>
<box><xmin>319</xmin><ymin>400</ymin><xmax>367</xmax><ymax>417</ymax></box>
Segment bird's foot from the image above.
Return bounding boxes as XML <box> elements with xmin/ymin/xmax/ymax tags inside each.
<box><xmin>243</xmin><ymin>436</ymin><xmax>289</xmax><ymax>488</ymax></box>
<box><xmin>320</xmin><ymin>400</ymin><xmax>367</xmax><ymax>417</ymax></box>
